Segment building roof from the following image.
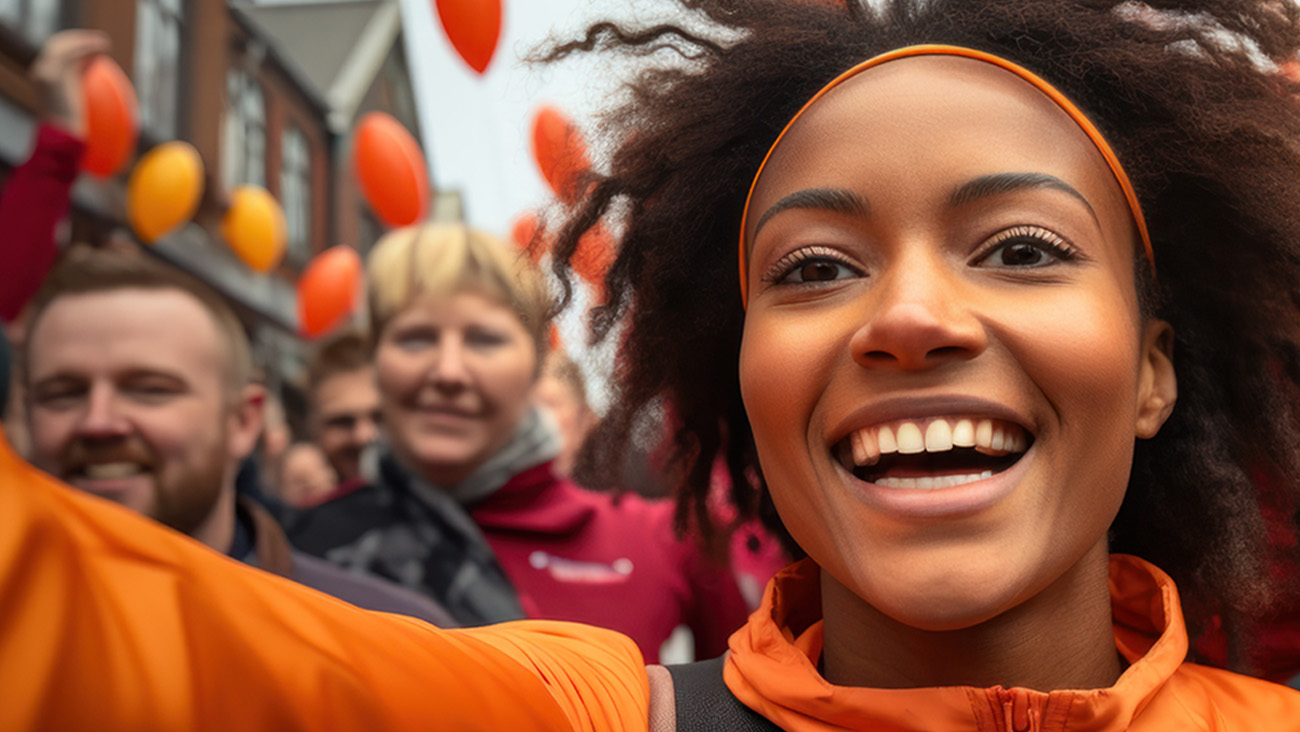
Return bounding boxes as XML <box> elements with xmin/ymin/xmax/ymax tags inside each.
<box><xmin>231</xmin><ymin>0</ymin><xmax>404</xmax><ymax>132</ymax></box>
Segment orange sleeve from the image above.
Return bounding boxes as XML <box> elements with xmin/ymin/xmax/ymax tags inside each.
<box><xmin>0</xmin><ymin>438</ymin><xmax>649</xmax><ymax>732</ymax></box>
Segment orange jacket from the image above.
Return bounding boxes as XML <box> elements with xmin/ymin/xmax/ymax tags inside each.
<box><xmin>728</xmin><ymin>559</ymin><xmax>1300</xmax><ymax>730</ymax></box>
<box><xmin>2</xmin><ymin>433</ymin><xmax>1299</xmax><ymax>731</ymax></box>
<box><xmin>0</xmin><ymin>436</ymin><xmax>648</xmax><ymax>731</ymax></box>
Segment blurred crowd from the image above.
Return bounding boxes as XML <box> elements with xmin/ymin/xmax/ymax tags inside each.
<box><xmin>0</xmin><ymin>29</ymin><xmax>786</xmax><ymax>664</ymax></box>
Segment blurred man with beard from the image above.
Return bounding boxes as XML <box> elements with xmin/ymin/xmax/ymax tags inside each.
<box><xmin>22</xmin><ymin>249</ymin><xmax>452</xmax><ymax>626</ymax></box>
<box><xmin>305</xmin><ymin>331</ymin><xmax>381</xmax><ymax>500</ymax></box>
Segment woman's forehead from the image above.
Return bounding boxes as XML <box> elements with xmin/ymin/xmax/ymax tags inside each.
<box><xmin>747</xmin><ymin>55</ymin><xmax>1126</xmax><ymax>233</ymax></box>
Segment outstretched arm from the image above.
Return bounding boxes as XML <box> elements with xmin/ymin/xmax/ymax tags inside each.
<box><xmin>0</xmin><ymin>30</ymin><xmax>106</xmax><ymax>323</ymax></box>
<box><xmin>0</xmin><ymin>437</ymin><xmax>649</xmax><ymax>731</ymax></box>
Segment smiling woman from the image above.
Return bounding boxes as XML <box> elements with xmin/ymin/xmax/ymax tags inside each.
<box><xmin>538</xmin><ymin>0</ymin><xmax>1300</xmax><ymax>715</ymax></box>
<box><xmin>3</xmin><ymin>0</ymin><xmax>1300</xmax><ymax>729</ymax></box>
<box><xmin>287</xmin><ymin>222</ymin><xmax>752</xmax><ymax>661</ymax></box>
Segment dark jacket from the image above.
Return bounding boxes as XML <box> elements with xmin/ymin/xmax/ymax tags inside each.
<box><xmin>288</xmin><ymin>453</ymin><xmax>751</xmax><ymax>662</ymax></box>
<box><xmin>238</xmin><ymin>496</ymin><xmax>455</xmax><ymax>627</ymax></box>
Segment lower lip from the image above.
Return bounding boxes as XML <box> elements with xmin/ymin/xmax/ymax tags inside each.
<box><xmin>836</xmin><ymin>447</ymin><xmax>1032</xmax><ymax>519</ymax></box>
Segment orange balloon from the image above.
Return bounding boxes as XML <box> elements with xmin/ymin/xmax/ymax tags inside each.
<box><xmin>510</xmin><ymin>211</ymin><xmax>546</xmax><ymax>263</ymax></box>
<box><xmin>531</xmin><ymin>106</ymin><xmax>591</xmax><ymax>204</ymax></box>
<box><xmin>353</xmin><ymin>112</ymin><xmax>430</xmax><ymax>228</ymax></box>
<box><xmin>126</xmin><ymin>141</ymin><xmax>204</xmax><ymax>243</ymax></box>
<box><xmin>81</xmin><ymin>55</ymin><xmax>139</xmax><ymax>177</ymax></box>
<box><xmin>221</xmin><ymin>186</ymin><xmax>287</xmax><ymax>273</ymax></box>
<box><xmin>436</xmin><ymin>0</ymin><xmax>502</xmax><ymax>74</ymax></box>
<box><xmin>298</xmin><ymin>246</ymin><xmax>362</xmax><ymax>338</ymax></box>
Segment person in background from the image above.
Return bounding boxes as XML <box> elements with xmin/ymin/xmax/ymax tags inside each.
<box><xmin>306</xmin><ymin>331</ymin><xmax>382</xmax><ymax>499</ymax></box>
<box><xmin>533</xmin><ymin>352</ymin><xmax>597</xmax><ymax>479</ymax></box>
<box><xmin>0</xmin><ymin>30</ymin><xmax>108</xmax><ymax>454</ymax></box>
<box><xmin>289</xmin><ymin>223</ymin><xmax>750</xmax><ymax>662</ymax></box>
<box><xmin>22</xmin><ymin>249</ymin><xmax>453</xmax><ymax>626</ymax></box>
<box><xmin>0</xmin><ymin>29</ymin><xmax>107</xmax><ymax>325</ymax></box>
<box><xmin>277</xmin><ymin>441</ymin><xmax>338</xmax><ymax>508</ymax></box>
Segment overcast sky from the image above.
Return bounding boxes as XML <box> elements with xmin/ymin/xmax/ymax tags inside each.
<box><xmin>395</xmin><ymin>0</ymin><xmax>705</xmax><ymax>409</ymax></box>
<box><xmin>397</xmin><ymin>0</ymin><xmax>691</xmax><ymax>237</ymax></box>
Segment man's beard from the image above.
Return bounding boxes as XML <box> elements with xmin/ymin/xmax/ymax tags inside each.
<box><xmin>55</xmin><ymin>429</ymin><xmax>229</xmax><ymax>538</ymax></box>
<box><xmin>150</xmin><ymin>434</ymin><xmax>229</xmax><ymax>537</ymax></box>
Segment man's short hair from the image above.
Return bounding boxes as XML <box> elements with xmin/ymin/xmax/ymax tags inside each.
<box><xmin>307</xmin><ymin>330</ymin><xmax>372</xmax><ymax>398</ymax></box>
<box><xmin>24</xmin><ymin>248</ymin><xmax>254</xmax><ymax>393</ymax></box>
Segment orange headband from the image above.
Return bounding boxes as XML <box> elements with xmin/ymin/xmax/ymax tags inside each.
<box><xmin>737</xmin><ymin>44</ymin><xmax>1154</xmax><ymax>306</ymax></box>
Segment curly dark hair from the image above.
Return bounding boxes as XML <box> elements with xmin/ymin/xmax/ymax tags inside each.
<box><xmin>540</xmin><ymin>0</ymin><xmax>1300</xmax><ymax>670</ymax></box>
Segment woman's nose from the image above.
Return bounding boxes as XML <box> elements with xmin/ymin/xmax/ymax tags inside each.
<box><xmin>848</xmin><ymin>260</ymin><xmax>987</xmax><ymax>372</ymax></box>
<box><xmin>430</xmin><ymin>337</ymin><xmax>471</xmax><ymax>391</ymax></box>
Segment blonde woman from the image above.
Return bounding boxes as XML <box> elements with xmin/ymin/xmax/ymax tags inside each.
<box><xmin>288</xmin><ymin>223</ymin><xmax>749</xmax><ymax>663</ymax></box>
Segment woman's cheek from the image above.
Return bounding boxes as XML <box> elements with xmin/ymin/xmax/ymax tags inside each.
<box><xmin>740</xmin><ymin>313</ymin><xmax>841</xmax><ymax>502</ymax></box>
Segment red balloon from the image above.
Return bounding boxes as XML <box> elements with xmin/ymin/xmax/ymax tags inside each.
<box><xmin>510</xmin><ymin>211</ymin><xmax>546</xmax><ymax>262</ymax></box>
<box><xmin>531</xmin><ymin>106</ymin><xmax>591</xmax><ymax>204</ymax></box>
<box><xmin>298</xmin><ymin>246</ymin><xmax>362</xmax><ymax>338</ymax></box>
<box><xmin>353</xmin><ymin>112</ymin><xmax>430</xmax><ymax>228</ymax></box>
<box><xmin>81</xmin><ymin>55</ymin><xmax>138</xmax><ymax>178</ymax></box>
<box><xmin>436</xmin><ymin>0</ymin><xmax>502</xmax><ymax>75</ymax></box>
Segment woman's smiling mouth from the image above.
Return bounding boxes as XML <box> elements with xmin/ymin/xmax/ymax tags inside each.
<box><xmin>837</xmin><ymin>416</ymin><xmax>1031</xmax><ymax>488</ymax></box>
<box><xmin>832</xmin><ymin>414</ymin><xmax>1035</xmax><ymax>517</ymax></box>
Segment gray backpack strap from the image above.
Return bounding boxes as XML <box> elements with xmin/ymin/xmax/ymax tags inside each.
<box><xmin>667</xmin><ymin>656</ymin><xmax>782</xmax><ymax>732</ymax></box>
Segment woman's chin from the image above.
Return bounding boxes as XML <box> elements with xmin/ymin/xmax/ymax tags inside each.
<box><xmin>829</xmin><ymin>558</ymin><xmax>1039</xmax><ymax>633</ymax></box>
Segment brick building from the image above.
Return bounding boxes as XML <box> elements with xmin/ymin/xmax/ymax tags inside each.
<box><xmin>0</xmin><ymin>0</ymin><xmax>427</xmax><ymax>398</ymax></box>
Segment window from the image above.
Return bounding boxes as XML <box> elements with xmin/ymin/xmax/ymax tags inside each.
<box><xmin>222</xmin><ymin>68</ymin><xmax>266</xmax><ymax>189</ymax></box>
<box><xmin>0</xmin><ymin>0</ymin><xmax>60</xmax><ymax>44</ymax></box>
<box><xmin>134</xmin><ymin>0</ymin><xmax>182</xmax><ymax>138</ymax></box>
<box><xmin>280</xmin><ymin>125</ymin><xmax>311</xmax><ymax>264</ymax></box>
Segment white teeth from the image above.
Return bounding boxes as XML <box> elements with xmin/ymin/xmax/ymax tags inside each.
<box><xmin>924</xmin><ymin>420</ymin><xmax>953</xmax><ymax>452</ymax></box>
<box><xmin>877</xmin><ymin>426</ymin><xmax>898</xmax><ymax>454</ymax></box>
<box><xmin>842</xmin><ymin>417</ymin><xmax>1029</xmax><ymax>473</ymax></box>
<box><xmin>1007</xmin><ymin>430</ymin><xmax>1027</xmax><ymax>453</ymax></box>
<box><xmin>874</xmin><ymin>471</ymin><xmax>993</xmax><ymax>490</ymax></box>
<box><xmin>895</xmin><ymin>423</ymin><xmax>925</xmax><ymax>454</ymax></box>
<box><xmin>82</xmin><ymin>462</ymin><xmax>144</xmax><ymax>480</ymax></box>
<box><xmin>851</xmin><ymin>430</ymin><xmax>869</xmax><ymax>467</ymax></box>
<box><xmin>952</xmin><ymin>419</ymin><xmax>975</xmax><ymax>447</ymax></box>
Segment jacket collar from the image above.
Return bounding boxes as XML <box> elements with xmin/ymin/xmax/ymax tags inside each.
<box><xmin>236</xmin><ymin>496</ymin><xmax>295</xmax><ymax>577</ymax></box>
<box><xmin>725</xmin><ymin>555</ymin><xmax>1188</xmax><ymax>732</ymax></box>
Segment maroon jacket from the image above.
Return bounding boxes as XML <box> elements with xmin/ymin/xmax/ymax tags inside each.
<box><xmin>0</xmin><ymin>124</ymin><xmax>80</xmax><ymax>323</ymax></box>
<box><xmin>469</xmin><ymin>461</ymin><xmax>752</xmax><ymax>663</ymax></box>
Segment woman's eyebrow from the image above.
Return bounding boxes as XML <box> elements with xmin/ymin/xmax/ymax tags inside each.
<box><xmin>752</xmin><ymin>187</ymin><xmax>869</xmax><ymax>237</ymax></box>
<box><xmin>948</xmin><ymin>172</ymin><xmax>1098</xmax><ymax>222</ymax></box>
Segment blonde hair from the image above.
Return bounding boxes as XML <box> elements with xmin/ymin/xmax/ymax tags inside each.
<box><xmin>367</xmin><ymin>223</ymin><xmax>552</xmax><ymax>360</ymax></box>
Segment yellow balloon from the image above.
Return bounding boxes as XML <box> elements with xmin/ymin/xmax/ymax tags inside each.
<box><xmin>126</xmin><ymin>141</ymin><xmax>204</xmax><ymax>244</ymax></box>
<box><xmin>221</xmin><ymin>185</ymin><xmax>287</xmax><ymax>273</ymax></box>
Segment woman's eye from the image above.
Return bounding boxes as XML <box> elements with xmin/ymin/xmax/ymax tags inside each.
<box><xmin>394</xmin><ymin>330</ymin><xmax>437</xmax><ymax>350</ymax></box>
<box><xmin>776</xmin><ymin>257</ymin><xmax>860</xmax><ymax>284</ymax></box>
<box><xmin>989</xmin><ymin>241</ymin><xmax>1050</xmax><ymax>267</ymax></box>
<box><xmin>974</xmin><ymin>227</ymin><xmax>1079</xmax><ymax>269</ymax></box>
<box><xmin>466</xmin><ymin>330</ymin><xmax>507</xmax><ymax>348</ymax></box>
